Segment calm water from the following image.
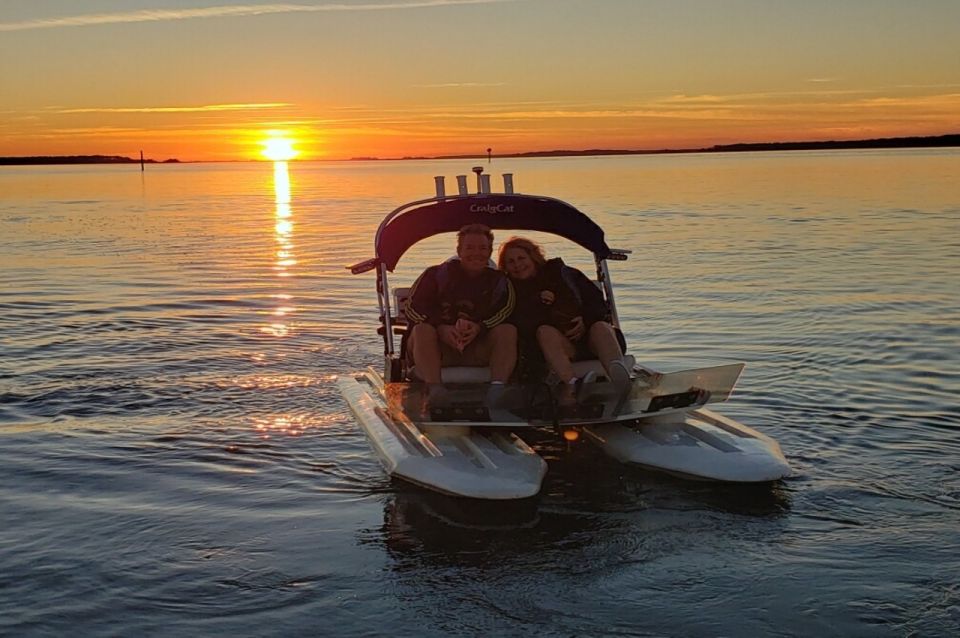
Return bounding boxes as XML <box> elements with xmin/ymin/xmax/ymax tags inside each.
<box><xmin>1</xmin><ymin>151</ymin><xmax>958</xmax><ymax>637</ymax></box>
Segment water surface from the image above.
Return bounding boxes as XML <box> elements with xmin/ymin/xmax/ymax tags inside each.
<box><xmin>1</xmin><ymin>151</ymin><xmax>958</xmax><ymax>636</ymax></box>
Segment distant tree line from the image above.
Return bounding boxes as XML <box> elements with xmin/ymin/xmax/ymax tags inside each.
<box><xmin>0</xmin><ymin>155</ymin><xmax>180</xmax><ymax>165</ymax></box>
<box><xmin>434</xmin><ymin>133</ymin><xmax>960</xmax><ymax>160</ymax></box>
<box><xmin>706</xmin><ymin>134</ymin><xmax>960</xmax><ymax>153</ymax></box>
<box><xmin>2</xmin><ymin>133</ymin><xmax>957</xmax><ymax>164</ymax></box>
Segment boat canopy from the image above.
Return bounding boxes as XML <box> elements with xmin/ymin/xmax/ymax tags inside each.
<box><xmin>375</xmin><ymin>194</ymin><xmax>612</xmax><ymax>272</ymax></box>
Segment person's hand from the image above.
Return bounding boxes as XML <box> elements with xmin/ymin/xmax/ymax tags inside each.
<box><xmin>455</xmin><ymin>318</ymin><xmax>480</xmax><ymax>351</ymax></box>
<box><xmin>564</xmin><ymin>316</ymin><xmax>585</xmax><ymax>342</ymax></box>
<box><xmin>437</xmin><ymin>324</ymin><xmax>463</xmax><ymax>351</ymax></box>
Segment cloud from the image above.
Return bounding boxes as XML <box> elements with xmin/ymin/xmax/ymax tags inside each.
<box><xmin>52</xmin><ymin>103</ymin><xmax>294</xmax><ymax>114</ymax></box>
<box><xmin>0</xmin><ymin>0</ymin><xmax>514</xmax><ymax>32</ymax></box>
<box><xmin>413</xmin><ymin>82</ymin><xmax>507</xmax><ymax>88</ymax></box>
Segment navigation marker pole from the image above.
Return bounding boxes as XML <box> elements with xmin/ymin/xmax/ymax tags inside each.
<box><xmin>140</xmin><ymin>150</ymin><xmax>144</xmax><ymax>172</ymax></box>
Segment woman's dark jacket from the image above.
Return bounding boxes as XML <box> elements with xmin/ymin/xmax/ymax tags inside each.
<box><xmin>507</xmin><ymin>258</ymin><xmax>609</xmax><ymax>340</ymax></box>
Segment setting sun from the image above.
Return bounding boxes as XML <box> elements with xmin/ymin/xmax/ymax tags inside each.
<box><xmin>261</xmin><ymin>135</ymin><xmax>298</xmax><ymax>161</ymax></box>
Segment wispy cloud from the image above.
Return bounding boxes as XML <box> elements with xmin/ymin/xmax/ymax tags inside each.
<box><xmin>414</xmin><ymin>82</ymin><xmax>506</xmax><ymax>88</ymax></box>
<box><xmin>0</xmin><ymin>0</ymin><xmax>514</xmax><ymax>32</ymax></box>
<box><xmin>52</xmin><ymin>103</ymin><xmax>294</xmax><ymax>114</ymax></box>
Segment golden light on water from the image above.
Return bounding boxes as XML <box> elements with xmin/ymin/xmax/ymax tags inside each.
<box><xmin>251</xmin><ymin>409</ymin><xmax>344</xmax><ymax>438</ymax></box>
<box><xmin>258</xmin><ymin>160</ymin><xmax>298</xmax><ymax>337</ymax></box>
<box><xmin>273</xmin><ymin>160</ymin><xmax>291</xmax><ymax>204</ymax></box>
<box><xmin>272</xmin><ymin>162</ymin><xmax>294</xmax><ymax>277</ymax></box>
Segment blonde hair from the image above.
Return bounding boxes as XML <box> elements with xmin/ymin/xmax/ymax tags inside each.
<box><xmin>497</xmin><ymin>236</ymin><xmax>547</xmax><ymax>272</ymax></box>
<box><xmin>457</xmin><ymin>224</ymin><xmax>493</xmax><ymax>249</ymax></box>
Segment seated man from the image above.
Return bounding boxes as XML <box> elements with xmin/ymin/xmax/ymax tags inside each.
<box><xmin>404</xmin><ymin>224</ymin><xmax>517</xmax><ymax>386</ymax></box>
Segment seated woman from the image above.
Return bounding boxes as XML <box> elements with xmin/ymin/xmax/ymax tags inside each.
<box><xmin>497</xmin><ymin>237</ymin><xmax>631</xmax><ymax>397</ymax></box>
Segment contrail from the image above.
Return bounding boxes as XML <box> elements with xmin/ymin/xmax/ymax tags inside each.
<box><xmin>0</xmin><ymin>0</ymin><xmax>516</xmax><ymax>32</ymax></box>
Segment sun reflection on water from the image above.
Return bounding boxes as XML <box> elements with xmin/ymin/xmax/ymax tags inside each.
<box><xmin>261</xmin><ymin>161</ymin><xmax>298</xmax><ymax>336</ymax></box>
<box><xmin>251</xmin><ymin>412</ymin><xmax>344</xmax><ymax>438</ymax></box>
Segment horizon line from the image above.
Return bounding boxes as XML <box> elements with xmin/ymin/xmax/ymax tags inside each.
<box><xmin>2</xmin><ymin>132</ymin><xmax>958</xmax><ymax>165</ymax></box>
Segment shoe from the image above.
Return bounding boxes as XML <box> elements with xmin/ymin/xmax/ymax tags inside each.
<box><xmin>575</xmin><ymin>370</ymin><xmax>598</xmax><ymax>401</ymax></box>
<box><xmin>485</xmin><ymin>383</ymin><xmax>506</xmax><ymax>408</ymax></box>
<box><xmin>485</xmin><ymin>384</ymin><xmax>515</xmax><ymax>422</ymax></box>
<box><xmin>607</xmin><ymin>359</ymin><xmax>632</xmax><ymax>393</ymax></box>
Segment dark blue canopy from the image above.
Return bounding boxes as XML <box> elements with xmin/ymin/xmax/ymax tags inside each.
<box><xmin>375</xmin><ymin>194</ymin><xmax>611</xmax><ymax>271</ymax></box>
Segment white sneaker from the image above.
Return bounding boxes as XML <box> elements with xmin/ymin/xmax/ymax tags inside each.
<box><xmin>485</xmin><ymin>383</ymin><xmax>505</xmax><ymax>408</ymax></box>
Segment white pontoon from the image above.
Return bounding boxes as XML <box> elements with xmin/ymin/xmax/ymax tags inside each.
<box><xmin>338</xmin><ymin>171</ymin><xmax>790</xmax><ymax>499</ymax></box>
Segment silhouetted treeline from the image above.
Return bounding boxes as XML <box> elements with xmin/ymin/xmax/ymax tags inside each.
<box><xmin>433</xmin><ymin>133</ymin><xmax>960</xmax><ymax>160</ymax></box>
<box><xmin>708</xmin><ymin>134</ymin><xmax>960</xmax><ymax>152</ymax></box>
<box><xmin>4</xmin><ymin>134</ymin><xmax>957</xmax><ymax>165</ymax></box>
<box><xmin>0</xmin><ymin>155</ymin><xmax>180</xmax><ymax>165</ymax></box>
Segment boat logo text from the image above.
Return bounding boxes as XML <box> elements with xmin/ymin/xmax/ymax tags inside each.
<box><xmin>470</xmin><ymin>203</ymin><xmax>514</xmax><ymax>214</ymax></box>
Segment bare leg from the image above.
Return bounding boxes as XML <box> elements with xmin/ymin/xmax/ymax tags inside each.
<box><xmin>536</xmin><ymin>325</ymin><xmax>577</xmax><ymax>382</ymax></box>
<box><xmin>588</xmin><ymin>321</ymin><xmax>630</xmax><ymax>390</ymax></box>
<box><xmin>587</xmin><ymin>321</ymin><xmax>624</xmax><ymax>375</ymax></box>
<box><xmin>409</xmin><ymin>323</ymin><xmax>442</xmax><ymax>384</ymax></box>
<box><xmin>487</xmin><ymin>323</ymin><xmax>518</xmax><ymax>383</ymax></box>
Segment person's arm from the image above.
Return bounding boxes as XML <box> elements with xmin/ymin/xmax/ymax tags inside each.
<box><xmin>569</xmin><ymin>266</ymin><xmax>609</xmax><ymax>326</ymax></box>
<box><xmin>404</xmin><ymin>266</ymin><xmax>441</xmax><ymax>325</ymax></box>
<box><xmin>479</xmin><ymin>274</ymin><xmax>515</xmax><ymax>331</ymax></box>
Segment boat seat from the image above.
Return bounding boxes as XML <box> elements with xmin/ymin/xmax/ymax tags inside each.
<box><xmin>571</xmin><ymin>354</ymin><xmax>636</xmax><ymax>381</ymax></box>
<box><xmin>408</xmin><ymin>356</ymin><xmax>636</xmax><ymax>384</ymax></box>
<box><xmin>405</xmin><ymin>365</ymin><xmax>490</xmax><ymax>383</ymax></box>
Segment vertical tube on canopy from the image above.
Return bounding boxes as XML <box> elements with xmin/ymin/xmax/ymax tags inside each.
<box><xmin>456</xmin><ymin>175</ymin><xmax>468</xmax><ymax>195</ymax></box>
<box><xmin>597</xmin><ymin>257</ymin><xmax>621</xmax><ymax>329</ymax></box>
<box><xmin>379</xmin><ymin>264</ymin><xmax>395</xmax><ymax>357</ymax></box>
<box><xmin>434</xmin><ymin>176</ymin><xmax>445</xmax><ymax>199</ymax></box>
<box><xmin>480</xmin><ymin>174</ymin><xmax>491</xmax><ymax>193</ymax></box>
<box><xmin>503</xmin><ymin>173</ymin><xmax>514</xmax><ymax>193</ymax></box>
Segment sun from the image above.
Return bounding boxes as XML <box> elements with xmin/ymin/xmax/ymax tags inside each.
<box><xmin>261</xmin><ymin>135</ymin><xmax>299</xmax><ymax>161</ymax></box>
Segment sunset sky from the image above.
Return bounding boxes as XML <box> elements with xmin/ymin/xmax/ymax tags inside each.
<box><xmin>1</xmin><ymin>0</ymin><xmax>958</xmax><ymax>161</ymax></box>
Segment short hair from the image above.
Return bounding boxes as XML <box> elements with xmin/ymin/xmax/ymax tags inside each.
<box><xmin>457</xmin><ymin>223</ymin><xmax>493</xmax><ymax>249</ymax></box>
<box><xmin>497</xmin><ymin>236</ymin><xmax>547</xmax><ymax>271</ymax></box>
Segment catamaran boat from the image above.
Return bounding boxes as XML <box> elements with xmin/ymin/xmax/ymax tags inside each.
<box><xmin>338</xmin><ymin>169</ymin><xmax>790</xmax><ymax>499</ymax></box>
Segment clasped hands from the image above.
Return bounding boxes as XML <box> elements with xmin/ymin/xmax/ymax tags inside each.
<box><xmin>439</xmin><ymin>318</ymin><xmax>481</xmax><ymax>353</ymax></box>
<box><xmin>564</xmin><ymin>316</ymin><xmax>586</xmax><ymax>342</ymax></box>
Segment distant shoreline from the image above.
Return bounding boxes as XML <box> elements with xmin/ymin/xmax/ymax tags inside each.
<box><xmin>0</xmin><ymin>155</ymin><xmax>181</xmax><ymax>166</ymax></box>
<box><xmin>1</xmin><ymin>134</ymin><xmax>957</xmax><ymax>165</ymax></box>
<box><xmin>407</xmin><ymin>133</ymin><xmax>960</xmax><ymax>162</ymax></box>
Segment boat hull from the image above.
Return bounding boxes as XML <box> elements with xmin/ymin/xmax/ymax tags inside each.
<box><xmin>338</xmin><ymin>373</ymin><xmax>547</xmax><ymax>500</ymax></box>
<box><xmin>582</xmin><ymin>407</ymin><xmax>791</xmax><ymax>482</ymax></box>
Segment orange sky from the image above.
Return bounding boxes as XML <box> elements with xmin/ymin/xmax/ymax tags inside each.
<box><xmin>1</xmin><ymin>0</ymin><xmax>958</xmax><ymax>161</ymax></box>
